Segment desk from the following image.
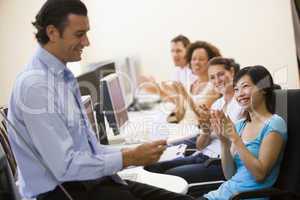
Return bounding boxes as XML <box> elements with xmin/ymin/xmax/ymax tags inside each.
<box><xmin>105</xmin><ymin>102</ymin><xmax>202</xmax><ymax>194</ymax></box>
<box><xmin>118</xmin><ymin>166</ymin><xmax>188</xmax><ymax>194</ymax></box>
<box><xmin>107</xmin><ymin>102</ymin><xmax>201</xmax><ymax>145</ymax></box>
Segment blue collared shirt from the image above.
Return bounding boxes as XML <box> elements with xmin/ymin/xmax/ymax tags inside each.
<box><xmin>7</xmin><ymin>46</ymin><xmax>123</xmax><ymax>198</ymax></box>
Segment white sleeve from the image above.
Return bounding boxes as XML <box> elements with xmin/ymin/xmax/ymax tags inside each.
<box><xmin>211</xmin><ymin>98</ymin><xmax>222</xmax><ymax>110</ymax></box>
<box><xmin>170</xmin><ymin>67</ymin><xmax>179</xmax><ymax>81</ymax></box>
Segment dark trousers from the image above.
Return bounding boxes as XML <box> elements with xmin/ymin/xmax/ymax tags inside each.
<box><xmin>144</xmin><ymin>153</ymin><xmax>224</xmax><ymax>184</ymax></box>
<box><xmin>195</xmin><ymin>197</ymin><xmax>208</xmax><ymax>200</ymax></box>
<box><xmin>37</xmin><ymin>178</ymin><xmax>194</xmax><ymax>200</ymax></box>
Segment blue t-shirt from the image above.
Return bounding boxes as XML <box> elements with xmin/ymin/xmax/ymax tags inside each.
<box><xmin>204</xmin><ymin>114</ymin><xmax>287</xmax><ymax>200</ymax></box>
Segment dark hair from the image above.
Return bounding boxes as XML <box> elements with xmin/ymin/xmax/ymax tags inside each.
<box><xmin>171</xmin><ymin>35</ymin><xmax>190</xmax><ymax>48</ymax></box>
<box><xmin>233</xmin><ymin>65</ymin><xmax>276</xmax><ymax>118</ymax></box>
<box><xmin>208</xmin><ymin>57</ymin><xmax>240</xmax><ymax>75</ymax></box>
<box><xmin>185</xmin><ymin>41</ymin><xmax>221</xmax><ymax>65</ymax></box>
<box><xmin>32</xmin><ymin>0</ymin><xmax>88</xmax><ymax>45</ymax></box>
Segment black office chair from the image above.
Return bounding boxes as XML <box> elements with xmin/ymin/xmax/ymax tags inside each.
<box><xmin>0</xmin><ymin>144</ymin><xmax>21</xmax><ymax>200</ymax></box>
<box><xmin>0</xmin><ymin>107</ymin><xmax>17</xmax><ymax>177</ymax></box>
<box><xmin>189</xmin><ymin>89</ymin><xmax>300</xmax><ymax>199</ymax></box>
<box><xmin>230</xmin><ymin>89</ymin><xmax>300</xmax><ymax>199</ymax></box>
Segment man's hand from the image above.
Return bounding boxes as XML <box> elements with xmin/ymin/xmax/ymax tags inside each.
<box><xmin>137</xmin><ymin>75</ymin><xmax>160</xmax><ymax>94</ymax></box>
<box><xmin>122</xmin><ymin>140</ymin><xmax>167</xmax><ymax>168</ymax></box>
<box><xmin>138</xmin><ymin>75</ymin><xmax>156</xmax><ymax>84</ymax></box>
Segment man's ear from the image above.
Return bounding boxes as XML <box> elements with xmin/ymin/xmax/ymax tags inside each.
<box><xmin>46</xmin><ymin>25</ymin><xmax>60</xmax><ymax>42</ymax></box>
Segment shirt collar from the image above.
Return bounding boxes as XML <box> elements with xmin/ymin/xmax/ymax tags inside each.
<box><xmin>35</xmin><ymin>45</ymin><xmax>67</xmax><ymax>77</ymax></box>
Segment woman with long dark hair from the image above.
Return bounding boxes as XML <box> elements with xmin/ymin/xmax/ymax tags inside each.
<box><xmin>201</xmin><ymin>65</ymin><xmax>287</xmax><ymax>200</ymax></box>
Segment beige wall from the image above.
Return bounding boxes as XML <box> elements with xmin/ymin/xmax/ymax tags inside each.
<box><xmin>0</xmin><ymin>0</ymin><xmax>41</xmax><ymax>106</ymax></box>
<box><xmin>0</xmin><ymin>0</ymin><xmax>299</xmax><ymax>106</ymax></box>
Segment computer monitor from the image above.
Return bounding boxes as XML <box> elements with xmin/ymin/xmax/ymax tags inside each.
<box><xmin>77</xmin><ymin>61</ymin><xmax>116</xmax><ymax>104</ymax></box>
<box><xmin>81</xmin><ymin>95</ymin><xmax>99</xmax><ymax>141</ymax></box>
<box><xmin>100</xmin><ymin>73</ymin><xmax>129</xmax><ymax>135</ymax></box>
<box><xmin>76</xmin><ymin>61</ymin><xmax>116</xmax><ymax>144</ymax></box>
<box><xmin>115</xmin><ymin>57</ymin><xmax>138</xmax><ymax>108</ymax></box>
<box><xmin>126</xmin><ymin>57</ymin><xmax>139</xmax><ymax>93</ymax></box>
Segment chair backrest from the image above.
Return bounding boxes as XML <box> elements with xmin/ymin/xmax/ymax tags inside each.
<box><xmin>0</xmin><ymin>144</ymin><xmax>20</xmax><ymax>200</ymax></box>
<box><xmin>273</xmin><ymin>89</ymin><xmax>300</xmax><ymax>195</ymax></box>
<box><xmin>1</xmin><ymin>107</ymin><xmax>8</xmax><ymax>129</ymax></box>
<box><xmin>0</xmin><ymin>107</ymin><xmax>17</xmax><ymax>176</ymax></box>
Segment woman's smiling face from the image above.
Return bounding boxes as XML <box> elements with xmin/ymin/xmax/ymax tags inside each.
<box><xmin>208</xmin><ymin>64</ymin><xmax>234</xmax><ymax>95</ymax></box>
<box><xmin>190</xmin><ymin>48</ymin><xmax>209</xmax><ymax>77</ymax></box>
<box><xmin>234</xmin><ymin>75</ymin><xmax>265</xmax><ymax>111</ymax></box>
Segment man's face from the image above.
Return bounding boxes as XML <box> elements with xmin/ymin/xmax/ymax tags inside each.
<box><xmin>171</xmin><ymin>41</ymin><xmax>187</xmax><ymax>67</ymax></box>
<box><xmin>56</xmin><ymin>14</ymin><xmax>90</xmax><ymax>63</ymax></box>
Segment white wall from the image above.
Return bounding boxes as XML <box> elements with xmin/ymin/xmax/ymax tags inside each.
<box><xmin>0</xmin><ymin>0</ymin><xmax>299</xmax><ymax>106</ymax></box>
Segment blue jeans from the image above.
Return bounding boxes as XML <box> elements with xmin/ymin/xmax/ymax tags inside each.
<box><xmin>144</xmin><ymin>153</ymin><xmax>224</xmax><ymax>184</ymax></box>
<box><xmin>172</xmin><ymin>136</ymin><xmax>197</xmax><ymax>150</ymax></box>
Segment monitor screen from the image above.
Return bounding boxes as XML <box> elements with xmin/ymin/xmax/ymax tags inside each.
<box><xmin>81</xmin><ymin>95</ymin><xmax>99</xmax><ymax>140</ymax></box>
<box><xmin>101</xmin><ymin>73</ymin><xmax>129</xmax><ymax>135</ymax></box>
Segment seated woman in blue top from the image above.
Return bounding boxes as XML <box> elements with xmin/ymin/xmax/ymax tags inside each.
<box><xmin>200</xmin><ymin>65</ymin><xmax>287</xmax><ymax>200</ymax></box>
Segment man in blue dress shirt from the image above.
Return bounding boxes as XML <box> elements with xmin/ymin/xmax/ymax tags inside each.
<box><xmin>7</xmin><ymin>0</ymin><xmax>194</xmax><ymax>199</ymax></box>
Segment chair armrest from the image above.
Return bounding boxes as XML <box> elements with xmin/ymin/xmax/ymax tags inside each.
<box><xmin>189</xmin><ymin>180</ymin><xmax>224</xmax><ymax>188</ymax></box>
<box><xmin>203</xmin><ymin>158</ymin><xmax>221</xmax><ymax>168</ymax></box>
<box><xmin>230</xmin><ymin>188</ymin><xmax>300</xmax><ymax>200</ymax></box>
<box><xmin>188</xmin><ymin>181</ymin><xmax>224</xmax><ymax>198</ymax></box>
